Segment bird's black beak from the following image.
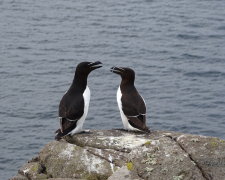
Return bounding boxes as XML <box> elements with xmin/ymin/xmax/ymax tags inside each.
<box><xmin>89</xmin><ymin>61</ymin><xmax>103</xmax><ymax>70</ymax></box>
<box><xmin>110</xmin><ymin>66</ymin><xmax>124</xmax><ymax>75</ymax></box>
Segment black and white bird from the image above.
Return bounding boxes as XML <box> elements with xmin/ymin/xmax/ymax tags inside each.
<box><xmin>55</xmin><ymin>61</ymin><xmax>102</xmax><ymax>140</ymax></box>
<box><xmin>111</xmin><ymin>66</ymin><xmax>150</xmax><ymax>132</ymax></box>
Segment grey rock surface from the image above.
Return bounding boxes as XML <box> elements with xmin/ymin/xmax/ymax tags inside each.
<box><xmin>10</xmin><ymin>130</ymin><xmax>225</xmax><ymax>180</ymax></box>
<box><xmin>107</xmin><ymin>166</ymin><xmax>141</xmax><ymax>180</ymax></box>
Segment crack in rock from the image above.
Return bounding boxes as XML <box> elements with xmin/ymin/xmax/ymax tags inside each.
<box><xmin>165</xmin><ymin>135</ymin><xmax>209</xmax><ymax>180</ymax></box>
<box><xmin>66</xmin><ymin>137</ymin><xmax>131</xmax><ymax>153</ymax></box>
<box><xmin>86</xmin><ymin>149</ymin><xmax>117</xmax><ymax>165</ymax></box>
<box><xmin>85</xmin><ymin>148</ymin><xmax>121</xmax><ymax>175</ymax></box>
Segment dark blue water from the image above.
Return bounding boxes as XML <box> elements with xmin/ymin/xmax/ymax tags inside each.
<box><xmin>1</xmin><ymin>0</ymin><xmax>225</xmax><ymax>179</ymax></box>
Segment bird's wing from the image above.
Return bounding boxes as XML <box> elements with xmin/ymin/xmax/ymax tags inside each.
<box><xmin>121</xmin><ymin>92</ymin><xmax>146</xmax><ymax>116</ymax></box>
<box><xmin>58</xmin><ymin>93</ymin><xmax>84</xmax><ymax>133</ymax></box>
<box><xmin>121</xmin><ymin>93</ymin><xmax>148</xmax><ymax>131</ymax></box>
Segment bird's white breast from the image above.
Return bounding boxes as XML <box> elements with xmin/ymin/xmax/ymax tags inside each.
<box><xmin>117</xmin><ymin>87</ymin><xmax>130</xmax><ymax>130</ymax></box>
<box><xmin>70</xmin><ymin>86</ymin><xmax>90</xmax><ymax>135</ymax></box>
<box><xmin>117</xmin><ymin>87</ymin><xmax>142</xmax><ymax>131</ymax></box>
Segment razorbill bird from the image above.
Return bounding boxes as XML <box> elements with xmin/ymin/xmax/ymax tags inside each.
<box><xmin>55</xmin><ymin>61</ymin><xmax>102</xmax><ymax>140</ymax></box>
<box><xmin>110</xmin><ymin>66</ymin><xmax>150</xmax><ymax>132</ymax></box>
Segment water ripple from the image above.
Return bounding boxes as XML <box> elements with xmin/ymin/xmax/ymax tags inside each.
<box><xmin>184</xmin><ymin>71</ymin><xmax>225</xmax><ymax>78</ymax></box>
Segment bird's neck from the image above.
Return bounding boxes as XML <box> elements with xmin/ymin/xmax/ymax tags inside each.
<box><xmin>120</xmin><ymin>79</ymin><xmax>135</xmax><ymax>92</ymax></box>
<box><xmin>69</xmin><ymin>73</ymin><xmax>88</xmax><ymax>93</ymax></box>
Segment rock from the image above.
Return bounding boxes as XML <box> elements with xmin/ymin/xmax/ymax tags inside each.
<box><xmin>10</xmin><ymin>130</ymin><xmax>225</xmax><ymax>180</ymax></box>
<box><xmin>47</xmin><ymin>179</ymin><xmax>84</xmax><ymax>180</ymax></box>
<box><xmin>10</xmin><ymin>174</ymin><xmax>29</xmax><ymax>180</ymax></box>
<box><xmin>107</xmin><ymin>166</ymin><xmax>141</xmax><ymax>180</ymax></box>
<box><xmin>18</xmin><ymin>162</ymin><xmax>47</xmax><ymax>179</ymax></box>
<box><xmin>39</xmin><ymin>141</ymin><xmax>112</xmax><ymax>179</ymax></box>
<box><xmin>176</xmin><ymin>134</ymin><xmax>225</xmax><ymax>180</ymax></box>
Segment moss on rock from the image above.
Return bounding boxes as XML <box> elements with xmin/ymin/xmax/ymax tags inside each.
<box><xmin>126</xmin><ymin>162</ymin><xmax>134</xmax><ymax>171</ymax></box>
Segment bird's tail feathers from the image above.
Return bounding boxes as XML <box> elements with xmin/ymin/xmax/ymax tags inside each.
<box><xmin>54</xmin><ymin>129</ymin><xmax>69</xmax><ymax>141</ymax></box>
<box><xmin>55</xmin><ymin>129</ymin><xmax>67</xmax><ymax>141</ymax></box>
<box><xmin>143</xmin><ymin>127</ymin><xmax>151</xmax><ymax>133</ymax></box>
<box><xmin>55</xmin><ymin>129</ymin><xmax>60</xmax><ymax>134</ymax></box>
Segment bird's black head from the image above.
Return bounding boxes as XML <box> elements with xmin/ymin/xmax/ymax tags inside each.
<box><xmin>110</xmin><ymin>66</ymin><xmax>135</xmax><ymax>83</ymax></box>
<box><xmin>76</xmin><ymin>61</ymin><xmax>102</xmax><ymax>75</ymax></box>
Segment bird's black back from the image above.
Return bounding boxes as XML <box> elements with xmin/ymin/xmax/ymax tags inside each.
<box><xmin>59</xmin><ymin>90</ymin><xmax>85</xmax><ymax>120</ymax></box>
<box><xmin>121</xmin><ymin>85</ymin><xmax>146</xmax><ymax>118</ymax></box>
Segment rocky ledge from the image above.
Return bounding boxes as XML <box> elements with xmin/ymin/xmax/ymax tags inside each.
<box><xmin>10</xmin><ymin>130</ymin><xmax>225</xmax><ymax>180</ymax></box>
